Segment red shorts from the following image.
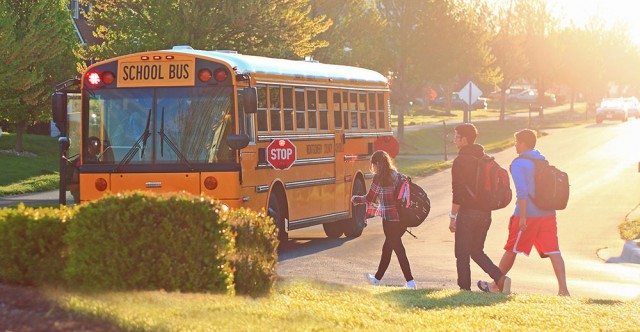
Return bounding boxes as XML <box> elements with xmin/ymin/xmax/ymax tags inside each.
<box><xmin>504</xmin><ymin>215</ymin><xmax>560</xmax><ymax>257</ymax></box>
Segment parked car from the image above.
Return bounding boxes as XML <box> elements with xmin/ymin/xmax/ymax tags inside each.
<box><xmin>596</xmin><ymin>98</ymin><xmax>628</xmax><ymax>123</ymax></box>
<box><xmin>431</xmin><ymin>93</ymin><xmax>487</xmax><ymax>110</ymax></box>
<box><xmin>623</xmin><ymin>97</ymin><xmax>640</xmax><ymax>118</ymax></box>
<box><xmin>506</xmin><ymin>89</ymin><xmax>556</xmax><ymax>105</ymax></box>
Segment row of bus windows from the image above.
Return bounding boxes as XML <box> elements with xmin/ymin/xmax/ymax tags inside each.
<box><xmin>255</xmin><ymin>85</ymin><xmax>387</xmax><ymax>132</ymax></box>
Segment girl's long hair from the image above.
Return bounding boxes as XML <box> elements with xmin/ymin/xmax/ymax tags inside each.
<box><xmin>370</xmin><ymin>150</ymin><xmax>397</xmax><ymax>186</ymax></box>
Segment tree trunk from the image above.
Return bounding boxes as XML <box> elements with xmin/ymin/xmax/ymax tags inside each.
<box><xmin>500</xmin><ymin>90</ymin><xmax>507</xmax><ymax>122</ymax></box>
<box><xmin>15</xmin><ymin>122</ymin><xmax>26</xmax><ymax>153</ymax></box>
<box><xmin>570</xmin><ymin>87</ymin><xmax>575</xmax><ymax>112</ymax></box>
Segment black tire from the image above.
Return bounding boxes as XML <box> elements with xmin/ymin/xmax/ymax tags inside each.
<box><xmin>322</xmin><ymin>221</ymin><xmax>343</xmax><ymax>238</ymax></box>
<box><xmin>268</xmin><ymin>190</ymin><xmax>288</xmax><ymax>245</ymax></box>
<box><xmin>344</xmin><ymin>178</ymin><xmax>366</xmax><ymax>238</ymax></box>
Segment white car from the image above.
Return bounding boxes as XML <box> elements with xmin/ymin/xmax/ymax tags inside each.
<box><xmin>596</xmin><ymin>98</ymin><xmax>628</xmax><ymax>123</ymax></box>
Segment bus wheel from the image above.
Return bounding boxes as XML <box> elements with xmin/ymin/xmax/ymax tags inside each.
<box><xmin>323</xmin><ymin>221</ymin><xmax>343</xmax><ymax>238</ymax></box>
<box><xmin>268</xmin><ymin>191</ymin><xmax>288</xmax><ymax>245</ymax></box>
<box><xmin>344</xmin><ymin>178</ymin><xmax>366</xmax><ymax>238</ymax></box>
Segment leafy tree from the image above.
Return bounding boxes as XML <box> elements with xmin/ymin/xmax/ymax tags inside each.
<box><xmin>80</xmin><ymin>0</ymin><xmax>331</xmax><ymax>60</ymax></box>
<box><xmin>489</xmin><ymin>0</ymin><xmax>528</xmax><ymax>121</ymax></box>
<box><xmin>516</xmin><ymin>0</ymin><xmax>562</xmax><ymax>113</ymax></box>
<box><xmin>0</xmin><ymin>0</ymin><xmax>78</xmax><ymax>152</ymax></box>
<box><xmin>309</xmin><ymin>0</ymin><xmax>388</xmax><ymax>72</ymax></box>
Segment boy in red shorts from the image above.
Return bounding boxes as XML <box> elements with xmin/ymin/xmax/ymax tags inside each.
<box><xmin>485</xmin><ymin>129</ymin><xmax>570</xmax><ymax>296</ymax></box>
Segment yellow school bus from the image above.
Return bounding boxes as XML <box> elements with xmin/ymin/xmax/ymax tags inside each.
<box><xmin>52</xmin><ymin>46</ymin><xmax>397</xmax><ymax>241</ymax></box>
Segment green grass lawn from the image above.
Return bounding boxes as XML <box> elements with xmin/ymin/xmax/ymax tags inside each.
<box><xmin>0</xmin><ymin>132</ymin><xmax>61</xmax><ymax>196</ymax></box>
<box><xmin>394</xmin><ymin>106</ymin><xmax>592</xmax><ymax>178</ymax></box>
<box><xmin>48</xmin><ymin>278</ymin><xmax>639</xmax><ymax>331</ymax></box>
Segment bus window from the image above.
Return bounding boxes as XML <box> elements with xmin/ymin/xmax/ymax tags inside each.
<box><xmin>269</xmin><ymin>86</ymin><xmax>281</xmax><ymax>131</ymax></box>
<box><xmin>257</xmin><ymin>85</ymin><xmax>268</xmax><ymax>132</ymax></box>
<box><xmin>349</xmin><ymin>91</ymin><xmax>358</xmax><ymax>130</ymax></box>
<box><xmin>333</xmin><ymin>91</ymin><xmax>342</xmax><ymax>129</ymax></box>
<box><xmin>318</xmin><ymin>89</ymin><xmax>328</xmax><ymax>130</ymax></box>
<box><xmin>307</xmin><ymin>88</ymin><xmax>317</xmax><ymax>131</ymax></box>
<box><xmin>359</xmin><ymin>92</ymin><xmax>367</xmax><ymax>129</ymax></box>
<box><xmin>157</xmin><ymin>87</ymin><xmax>235</xmax><ymax>163</ymax></box>
<box><xmin>342</xmin><ymin>91</ymin><xmax>349</xmax><ymax>129</ymax></box>
<box><xmin>368</xmin><ymin>92</ymin><xmax>377</xmax><ymax>129</ymax></box>
<box><xmin>283</xmin><ymin>87</ymin><xmax>293</xmax><ymax>131</ymax></box>
<box><xmin>378</xmin><ymin>93</ymin><xmax>386</xmax><ymax>129</ymax></box>
<box><xmin>295</xmin><ymin>88</ymin><xmax>305</xmax><ymax>130</ymax></box>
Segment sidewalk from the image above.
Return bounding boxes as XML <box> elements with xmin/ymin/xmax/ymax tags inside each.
<box><xmin>0</xmin><ymin>190</ymin><xmax>73</xmax><ymax>208</ymax></box>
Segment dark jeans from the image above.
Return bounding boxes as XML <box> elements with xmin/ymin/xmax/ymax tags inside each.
<box><xmin>375</xmin><ymin>220</ymin><xmax>413</xmax><ymax>282</ymax></box>
<box><xmin>454</xmin><ymin>208</ymin><xmax>503</xmax><ymax>290</ymax></box>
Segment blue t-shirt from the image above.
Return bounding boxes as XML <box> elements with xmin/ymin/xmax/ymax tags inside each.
<box><xmin>510</xmin><ymin>149</ymin><xmax>556</xmax><ymax>217</ymax></box>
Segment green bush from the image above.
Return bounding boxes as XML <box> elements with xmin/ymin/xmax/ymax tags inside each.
<box><xmin>0</xmin><ymin>204</ymin><xmax>70</xmax><ymax>286</ymax></box>
<box><xmin>227</xmin><ymin>208</ymin><xmax>278</xmax><ymax>297</ymax></box>
<box><xmin>64</xmin><ymin>192</ymin><xmax>235</xmax><ymax>293</ymax></box>
<box><xmin>619</xmin><ymin>217</ymin><xmax>640</xmax><ymax>241</ymax></box>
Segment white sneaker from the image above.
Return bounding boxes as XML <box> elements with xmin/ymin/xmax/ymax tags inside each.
<box><xmin>365</xmin><ymin>273</ymin><xmax>380</xmax><ymax>286</ymax></box>
<box><xmin>406</xmin><ymin>280</ymin><xmax>416</xmax><ymax>289</ymax></box>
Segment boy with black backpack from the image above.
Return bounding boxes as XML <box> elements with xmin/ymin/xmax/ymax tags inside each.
<box><xmin>449</xmin><ymin>124</ymin><xmax>511</xmax><ymax>293</ymax></box>
<box><xmin>481</xmin><ymin>129</ymin><xmax>570</xmax><ymax>296</ymax></box>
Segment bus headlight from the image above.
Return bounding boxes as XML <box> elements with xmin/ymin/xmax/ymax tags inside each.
<box><xmin>204</xmin><ymin>176</ymin><xmax>218</xmax><ymax>190</ymax></box>
<box><xmin>95</xmin><ymin>178</ymin><xmax>108</xmax><ymax>191</ymax></box>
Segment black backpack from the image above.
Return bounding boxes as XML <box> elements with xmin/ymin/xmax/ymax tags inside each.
<box><xmin>395</xmin><ymin>173</ymin><xmax>431</xmax><ymax>227</ymax></box>
<box><xmin>467</xmin><ymin>154</ymin><xmax>513</xmax><ymax>210</ymax></box>
<box><xmin>515</xmin><ymin>156</ymin><xmax>569</xmax><ymax>210</ymax></box>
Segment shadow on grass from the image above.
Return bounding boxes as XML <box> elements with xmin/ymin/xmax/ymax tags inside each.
<box><xmin>585</xmin><ymin>298</ymin><xmax>624</xmax><ymax>306</ymax></box>
<box><xmin>375</xmin><ymin>288</ymin><xmax>510</xmax><ymax>310</ymax></box>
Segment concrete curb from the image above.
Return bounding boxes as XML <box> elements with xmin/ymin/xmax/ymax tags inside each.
<box><xmin>606</xmin><ymin>241</ymin><xmax>640</xmax><ymax>264</ymax></box>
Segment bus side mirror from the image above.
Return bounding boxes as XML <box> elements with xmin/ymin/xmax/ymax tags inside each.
<box><xmin>52</xmin><ymin>92</ymin><xmax>68</xmax><ymax>134</ymax></box>
<box><xmin>243</xmin><ymin>87</ymin><xmax>257</xmax><ymax>114</ymax></box>
<box><xmin>227</xmin><ymin>134</ymin><xmax>250</xmax><ymax>150</ymax></box>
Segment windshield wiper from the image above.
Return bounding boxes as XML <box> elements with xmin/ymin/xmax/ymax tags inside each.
<box><xmin>114</xmin><ymin>108</ymin><xmax>152</xmax><ymax>172</ymax></box>
<box><xmin>159</xmin><ymin>107</ymin><xmax>193</xmax><ymax>171</ymax></box>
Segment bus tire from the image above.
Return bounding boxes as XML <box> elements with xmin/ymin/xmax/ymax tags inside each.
<box><xmin>344</xmin><ymin>178</ymin><xmax>366</xmax><ymax>238</ymax></box>
<box><xmin>322</xmin><ymin>221</ymin><xmax>343</xmax><ymax>238</ymax></box>
<box><xmin>268</xmin><ymin>190</ymin><xmax>288</xmax><ymax>245</ymax></box>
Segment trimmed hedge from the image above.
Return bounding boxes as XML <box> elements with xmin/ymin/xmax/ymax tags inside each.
<box><xmin>64</xmin><ymin>192</ymin><xmax>235</xmax><ymax>293</ymax></box>
<box><xmin>0</xmin><ymin>204</ymin><xmax>70</xmax><ymax>286</ymax></box>
<box><xmin>227</xmin><ymin>208</ymin><xmax>279</xmax><ymax>296</ymax></box>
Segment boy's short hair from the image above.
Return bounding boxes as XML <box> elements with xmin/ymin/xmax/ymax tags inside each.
<box><xmin>455</xmin><ymin>123</ymin><xmax>478</xmax><ymax>144</ymax></box>
<box><xmin>515</xmin><ymin>129</ymin><xmax>537</xmax><ymax>149</ymax></box>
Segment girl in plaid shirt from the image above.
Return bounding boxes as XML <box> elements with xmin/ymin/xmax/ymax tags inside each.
<box><xmin>352</xmin><ymin>150</ymin><xmax>416</xmax><ymax>289</ymax></box>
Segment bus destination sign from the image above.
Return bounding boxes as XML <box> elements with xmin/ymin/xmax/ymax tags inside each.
<box><xmin>117</xmin><ymin>60</ymin><xmax>195</xmax><ymax>87</ymax></box>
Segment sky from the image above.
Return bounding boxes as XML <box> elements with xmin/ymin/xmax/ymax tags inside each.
<box><xmin>549</xmin><ymin>0</ymin><xmax>640</xmax><ymax>45</ymax></box>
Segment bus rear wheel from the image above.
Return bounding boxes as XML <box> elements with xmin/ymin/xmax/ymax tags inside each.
<box><xmin>344</xmin><ymin>178</ymin><xmax>366</xmax><ymax>238</ymax></box>
<box><xmin>322</xmin><ymin>221</ymin><xmax>343</xmax><ymax>238</ymax></box>
<box><xmin>268</xmin><ymin>191</ymin><xmax>288</xmax><ymax>245</ymax></box>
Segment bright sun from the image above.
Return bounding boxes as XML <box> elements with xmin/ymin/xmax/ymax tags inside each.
<box><xmin>550</xmin><ymin>0</ymin><xmax>640</xmax><ymax>46</ymax></box>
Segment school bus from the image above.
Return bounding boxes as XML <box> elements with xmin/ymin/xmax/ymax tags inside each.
<box><xmin>52</xmin><ymin>46</ymin><xmax>398</xmax><ymax>242</ymax></box>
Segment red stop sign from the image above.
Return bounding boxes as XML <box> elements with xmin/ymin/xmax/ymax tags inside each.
<box><xmin>266</xmin><ymin>139</ymin><xmax>297</xmax><ymax>170</ymax></box>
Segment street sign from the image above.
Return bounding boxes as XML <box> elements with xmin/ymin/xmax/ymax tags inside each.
<box><xmin>458</xmin><ymin>81</ymin><xmax>483</xmax><ymax>105</ymax></box>
<box><xmin>266</xmin><ymin>139</ymin><xmax>297</xmax><ymax>170</ymax></box>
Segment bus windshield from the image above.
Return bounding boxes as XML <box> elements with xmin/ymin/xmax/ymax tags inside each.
<box><xmin>85</xmin><ymin>86</ymin><xmax>235</xmax><ymax>165</ymax></box>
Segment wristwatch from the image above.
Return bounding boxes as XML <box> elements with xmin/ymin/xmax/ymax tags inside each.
<box><xmin>448</xmin><ymin>212</ymin><xmax>457</xmax><ymax>220</ymax></box>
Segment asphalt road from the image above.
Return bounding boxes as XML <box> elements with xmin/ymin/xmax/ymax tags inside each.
<box><xmin>2</xmin><ymin>115</ymin><xmax>638</xmax><ymax>300</ymax></box>
<box><xmin>278</xmin><ymin>119</ymin><xmax>640</xmax><ymax>300</ymax></box>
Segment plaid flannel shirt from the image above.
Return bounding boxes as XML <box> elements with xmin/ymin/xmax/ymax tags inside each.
<box><xmin>352</xmin><ymin>171</ymin><xmax>401</xmax><ymax>222</ymax></box>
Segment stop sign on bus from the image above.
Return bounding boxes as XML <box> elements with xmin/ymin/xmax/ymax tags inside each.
<box><xmin>266</xmin><ymin>139</ymin><xmax>297</xmax><ymax>170</ymax></box>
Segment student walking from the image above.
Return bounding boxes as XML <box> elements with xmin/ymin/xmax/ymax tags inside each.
<box><xmin>483</xmin><ymin>129</ymin><xmax>570</xmax><ymax>296</ymax></box>
<box><xmin>449</xmin><ymin>124</ymin><xmax>510</xmax><ymax>293</ymax></box>
<box><xmin>352</xmin><ymin>150</ymin><xmax>416</xmax><ymax>289</ymax></box>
